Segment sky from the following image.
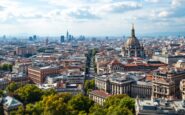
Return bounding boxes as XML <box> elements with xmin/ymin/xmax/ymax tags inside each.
<box><xmin>0</xmin><ymin>0</ymin><xmax>185</xmax><ymax>36</ymax></box>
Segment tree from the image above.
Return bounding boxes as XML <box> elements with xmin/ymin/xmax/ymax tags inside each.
<box><xmin>9</xmin><ymin>90</ymin><xmax>76</xmax><ymax>115</ymax></box>
<box><xmin>24</xmin><ymin>93</ymin><xmax>72</xmax><ymax>115</ymax></box>
<box><xmin>15</xmin><ymin>84</ymin><xmax>44</xmax><ymax>104</ymax></box>
<box><xmin>119</xmin><ymin>97</ymin><xmax>135</xmax><ymax>112</ymax></box>
<box><xmin>0</xmin><ymin>104</ymin><xmax>4</xmax><ymax>115</ymax></box>
<box><xmin>104</xmin><ymin>94</ymin><xmax>129</xmax><ymax>108</ymax></box>
<box><xmin>68</xmin><ymin>94</ymin><xmax>94</xmax><ymax>114</ymax></box>
<box><xmin>42</xmin><ymin>94</ymin><xmax>70</xmax><ymax>115</ymax></box>
<box><xmin>92</xmin><ymin>48</ymin><xmax>98</xmax><ymax>56</ymax></box>
<box><xmin>6</xmin><ymin>82</ymin><xmax>21</xmax><ymax>94</ymax></box>
<box><xmin>57</xmin><ymin>93</ymin><xmax>72</xmax><ymax>103</ymax></box>
<box><xmin>89</xmin><ymin>104</ymin><xmax>107</xmax><ymax>115</ymax></box>
<box><xmin>8</xmin><ymin>64</ymin><xmax>13</xmax><ymax>71</ymax></box>
<box><xmin>11</xmin><ymin>102</ymin><xmax>43</xmax><ymax>115</ymax></box>
<box><xmin>10</xmin><ymin>106</ymin><xmax>25</xmax><ymax>115</ymax></box>
<box><xmin>43</xmin><ymin>96</ymin><xmax>67</xmax><ymax>115</ymax></box>
<box><xmin>0</xmin><ymin>90</ymin><xmax>3</xmax><ymax>97</ymax></box>
<box><xmin>107</xmin><ymin>106</ymin><xmax>133</xmax><ymax>115</ymax></box>
<box><xmin>104</xmin><ymin>94</ymin><xmax>135</xmax><ymax>114</ymax></box>
<box><xmin>0</xmin><ymin>64</ymin><xmax>13</xmax><ymax>71</ymax></box>
<box><xmin>42</xmin><ymin>88</ymin><xmax>57</xmax><ymax>96</ymax></box>
<box><xmin>84</xmin><ymin>79</ymin><xmax>95</xmax><ymax>94</ymax></box>
<box><xmin>25</xmin><ymin>103</ymin><xmax>43</xmax><ymax>115</ymax></box>
<box><xmin>78</xmin><ymin>111</ymin><xmax>86</xmax><ymax>115</ymax></box>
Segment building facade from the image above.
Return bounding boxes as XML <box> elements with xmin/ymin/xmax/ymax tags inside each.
<box><xmin>180</xmin><ymin>79</ymin><xmax>185</xmax><ymax>100</ymax></box>
<box><xmin>152</xmin><ymin>67</ymin><xmax>185</xmax><ymax>99</ymax></box>
<box><xmin>89</xmin><ymin>90</ymin><xmax>111</xmax><ymax>105</ymax></box>
<box><xmin>95</xmin><ymin>72</ymin><xmax>152</xmax><ymax>98</ymax></box>
<box><xmin>152</xmin><ymin>55</ymin><xmax>185</xmax><ymax>65</ymax></box>
<box><xmin>28</xmin><ymin>66</ymin><xmax>60</xmax><ymax>84</ymax></box>
<box><xmin>16</xmin><ymin>46</ymin><xmax>36</xmax><ymax>56</ymax></box>
<box><xmin>131</xmin><ymin>81</ymin><xmax>152</xmax><ymax>98</ymax></box>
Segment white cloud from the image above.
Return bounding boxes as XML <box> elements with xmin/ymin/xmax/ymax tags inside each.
<box><xmin>145</xmin><ymin>0</ymin><xmax>160</xmax><ymax>3</ymax></box>
<box><xmin>171</xmin><ymin>0</ymin><xmax>185</xmax><ymax>8</ymax></box>
<box><xmin>68</xmin><ymin>7</ymin><xmax>100</xmax><ymax>20</ymax></box>
<box><xmin>100</xmin><ymin>1</ymin><xmax>142</xmax><ymax>13</ymax></box>
<box><xmin>0</xmin><ymin>0</ymin><xmax>184</xmax><ymax>36</ymax></box>
<box><xmin>158</xmin><ymin>11</ymin><xmax>171</xmax><ymax>17</ymax></box>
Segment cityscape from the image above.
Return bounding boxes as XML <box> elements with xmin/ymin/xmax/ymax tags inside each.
<box><xmin>0</xmin><ymin>0</ymin><xmax>185</xmax><ymax>115</ymax></box>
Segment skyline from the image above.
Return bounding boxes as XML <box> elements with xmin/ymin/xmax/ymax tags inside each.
<box><xmin>0</xmin><ymin>0</ymin><xmax>185</xmax><ymax>36</ymax></box>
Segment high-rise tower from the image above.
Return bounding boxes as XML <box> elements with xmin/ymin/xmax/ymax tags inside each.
<box><xmin>60</xmin><ymin>35</ymin><xmax>65</xmax><ymax>43</ymax></box>
<box><xmin>66</xmin><ymin>30</ymin><xmax>69</xmax><ymax>41</ymax></box>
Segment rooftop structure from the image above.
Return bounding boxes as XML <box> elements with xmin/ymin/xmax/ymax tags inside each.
<box><xmin>135</xmin><ymin>97</ymin><xmax>185</xmax><ymax>115</ymax></box>
<box><xmin>2</xmin><ymin>96</ymin><xmax>23</xmax><ymax>115</ymax></box>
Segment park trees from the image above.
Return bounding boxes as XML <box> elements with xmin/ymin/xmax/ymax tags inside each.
<box><xmin>68</xmin><ymin>93</ymin><xmax>94</xmax><ymax>114</ymax></box>
<box><xmin>15</xmin><ymin>84</ymin><xmax>44</xmax><ymax>104</ymax></box>
<box><xmin>8</xmin><ymin>84</ymin><xmax>134</xmax><ymax>115</ymax></box>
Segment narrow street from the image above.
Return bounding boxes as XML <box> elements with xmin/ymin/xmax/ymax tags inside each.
<box><xmin>85</xmin><ymin>49</ymin><xmax>95</xmax><ymax>80</ymax></box>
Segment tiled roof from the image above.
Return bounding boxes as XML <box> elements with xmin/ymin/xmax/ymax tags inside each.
<box><xmin>98</xmin><ymin>61</ymin><xmax>110</xmax><ymax>67</ymax></box>
<box><xmin>146</xmin><ymin>75</ymin><xmax>153</xmax><ymax>81</ymax></box>
<box><xmin>109</xmin><ymin>59</ymin><xmax>121</xmax><ymax>65</ymax></box>
<box><xmin>90</xmin><ymin>90</ymin><xmax>112</xmax><ymax>98</ymax></box>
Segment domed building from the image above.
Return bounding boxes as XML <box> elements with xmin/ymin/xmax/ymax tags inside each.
<box><xmin>122</xmin><ymin>25</ymin><xmax>145</xmax><ymax>58</ymax></box>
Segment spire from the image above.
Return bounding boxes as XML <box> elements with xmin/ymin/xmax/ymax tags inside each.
<box><xmin>66</xmin><ymin>30</ymin><xmax>69</xmax><ymax>39</ymax></box>
<box><xmin>132</xmin><ymin>23</ymin><xmax>134</xmax><ymax>30</ymax></box>
<box><xmin>131</xmin><ymin>23</ymin><xmax>135</xmax><ymax>37</ymax></box>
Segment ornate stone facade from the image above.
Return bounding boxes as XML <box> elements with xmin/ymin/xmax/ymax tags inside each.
<box><xmin>180</xmin><ymin>79</ymin><xmax>185</xmax><ymax>100</ymax></box>
<box><xmin>152</xmin><ymin>67</ymin><xmax>185</xmax><ymax>99</ymax></box>
<box><xmin>95</xmin><ymin>72</ymin><xmax>152</xmax><ymax>98</ymax></box>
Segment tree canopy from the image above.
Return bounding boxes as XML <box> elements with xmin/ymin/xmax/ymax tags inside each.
<box><xmin>89</xmin><ymin>94</ymin><xmax>135</xmax><ymax>115</ymax></box>
<box><xmin>68</xmin><ymin>93</ymin><xmax>94</xmax><ymax>114</ymax></box>
<box><xmin>15</xmin><ymin>84</ymin><xmax>44</xmax><ymax>104</ymax></box>
<box><xmin>104</xmin><ymin>94</ymin><xmax>135</xmax><ymax>114</ymax></box>
<box><xmin>107</xmin><ymin>106</ymin><xmax>133</xmax><ymax>115</ymax></box>
<box><xmin>8</xmin><ymin>85</ymin><xmax>134</xmax><ymax>115</ymax></box>
<box><xmin>0</xmin><ymin>63</ymin><xmax>13</xmax><ymax>71</ymax></box>
<box><xmin>10</xmin><ymin>92</ymin><xmax>95</xmax><ymax>115</ymax></box>
<box><xmin>42</xmin><ymin>94</ymin><xmax>70</xmax><ymax>115</ymax></box>
<box><xmin>84</xmin><ymin>79</ymin><xmax>95</xmax><ymax>94</ymax></box>
<box><xmin>6</xmin><ymin>82</ymin><xmax>22</xmax><ymax>94</ymax></box>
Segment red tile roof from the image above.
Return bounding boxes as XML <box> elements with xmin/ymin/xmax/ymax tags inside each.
<box><xmin>90</xmin><ymin>90</ymin><xmax>112</xmax><ymax>98</ymax></box>
<box><xmin>109</xmin><ymin>59</ymin><xmax>121</xmax><ymax>65</ymax></box>
<box><xmin>146</xmin><ymin>75</ymin><xmax>153</xmax><ymax>81</ymax></box>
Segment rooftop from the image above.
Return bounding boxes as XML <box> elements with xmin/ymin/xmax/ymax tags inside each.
<box><xmin>3</xmin><ymin>96</ymin><xmax>22</xmax><ymax>108</ymax></box>
<box><xmin>90</xmin><ymin>90</ymin><xmax>112</xmax><ymax>98</ymax></box>
<box><xmin>136</xmin><ymin>98</ymin><xmax>185</xmax><ymax>114</ymax></box>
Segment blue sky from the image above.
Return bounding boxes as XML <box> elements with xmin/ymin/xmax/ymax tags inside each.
<box><xmin>0</xmin><ymin>0</ymin><xmax>185</xmax><ymax>36</ymax></box>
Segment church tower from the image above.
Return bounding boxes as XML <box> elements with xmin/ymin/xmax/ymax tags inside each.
<box><xmin>122</xmin><ymin>24</ymin><xmax>145</xmax><ymax>58</ymax></box>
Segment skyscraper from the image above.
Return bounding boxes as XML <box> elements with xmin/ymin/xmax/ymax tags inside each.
<box><xmin>33</xmin><ymin>35</ymin><xmax>37</xmax><ymax>40</ymax></box>
<box><xmin>45</xmin><ymin>38</ymin><xmax>49</xmax><ymax>46</ymax></box>
<box><xmin>60</xmin><ymin>35</ymin><xmax>65</xmax><ymax>43</ymax></box>
<box><xmin>66</xmin><ymin>30</ymin><xmax>69</xmax><ymax>41</ymax></box>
